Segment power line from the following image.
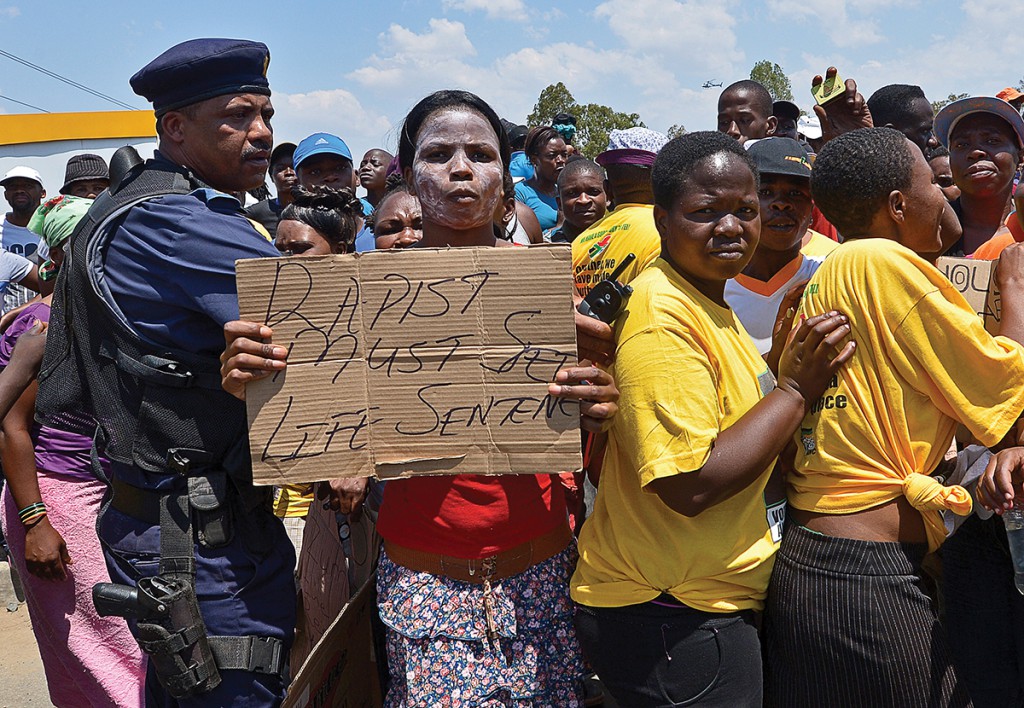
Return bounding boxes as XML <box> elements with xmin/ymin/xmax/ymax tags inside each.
<box><xmin>0</xmin><ymin>94</ymin><xmax>50</xmax><ymax>113</ymax></box>
<box><xmin>0</xmin><ymin>49</ymin><xmax>138</xmax><ymax>111</ymax></box>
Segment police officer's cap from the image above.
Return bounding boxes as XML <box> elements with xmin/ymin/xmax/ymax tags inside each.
<box><xmin>131</xmin><ymin>38</ymin><xmax>271</xmax><ymax>117</ymax></box>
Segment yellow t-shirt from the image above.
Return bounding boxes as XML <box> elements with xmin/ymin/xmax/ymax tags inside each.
<box><xmin>794</xmin><ymin>238</ymin><xmax>1024</xmax><ymax>550</ymax></box>
<box><xmin>571</xmin><ymin>204</ymin><xmax>662</xmax><ymax>297</ymax></box>
<box><xmin>800</xmin><ymin>228</ymin><xmax>839</xmax><ymax>258</ymax></box>
<box><xmin>273</xmin><ymin>484</ymin><xmax>314</xmax><ymax>518</ymax></box>
<box><xmin>572</xmin><ymin>259</ymin><xmax>783</xmax><ymax>613</ymax></box>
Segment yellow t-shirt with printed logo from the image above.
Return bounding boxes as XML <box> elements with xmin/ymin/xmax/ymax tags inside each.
<box><xmin>793</xmin><ymin>238</ymin><xmax>1024</xmax><ymax>551</ymax></box>
<box><xmin>571</xmin><ymin>204</ymin><xmax>662</xmax><ymax>297</ymax></box>
<box><xmin>572</xmin><ymin>259</ymin><xmax>783</xmax><ymax>613</ymax></box>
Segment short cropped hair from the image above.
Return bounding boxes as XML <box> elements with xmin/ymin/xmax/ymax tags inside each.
<box><xmin>556</xmin><ymin>158</ymin><xmax>604</xmax><ymax>191</ymax></box>
<box><xmin>810</xmin><ymin>127</ymin><xmax>915</xmax><ymax>236</ymax></box>
<box><xmin>867</xmin><ymin>84</ymin><xmax>928</xmax><ymax>130</ymax></box>
<box><xmin>720</xmin><ymin>80</ymin><xmax>774</xmax><ymax>117</ymax></box>
<box><xmin>926</xmin><ymin>144</ymin><xmax>949</xmax><ymax>161</ymax></box>
<box><xmin>652</xmin><ymin>131</ymin><xmax>757</xmax><ymax>211</ymax></box>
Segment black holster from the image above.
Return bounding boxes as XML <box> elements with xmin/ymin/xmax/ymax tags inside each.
<box><xmin>136</xmin><ymin>576</ymin><xmax>221</xmax><ymax>697</ymax></box>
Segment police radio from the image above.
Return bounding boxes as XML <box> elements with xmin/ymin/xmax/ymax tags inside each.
<box><xmin>577</xmin><ymin>253</ymin><xmax>637</xmax><ymax>324</ymax></box>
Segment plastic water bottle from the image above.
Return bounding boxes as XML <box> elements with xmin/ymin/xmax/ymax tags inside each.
<box><xmin>1003</xmin><ymin>504</ymin><xmax>1024</xmax><ymax>595</ymax></box>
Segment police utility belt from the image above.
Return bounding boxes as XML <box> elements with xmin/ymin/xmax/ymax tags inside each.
<box><xmin>94</xmin><ymin>449</ymin><xmax>287</xmax><ymax>698</ymax></box>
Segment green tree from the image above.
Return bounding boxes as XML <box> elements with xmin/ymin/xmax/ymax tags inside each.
<box><xmin>667</xmin><ymin>124</ymin><xmax>687</xmax><ymax>139</ymax></box>
<box><xmin>931</xmin><ymin>92</ymin><xmax>969</xmax><ymax>115</ymax></box>
<box><xmin>527</xmin><ymin>83</ymin><xmax>645</xmax><ymax>159</ymax></box>
<box><xmin>527</xmin><ymin>82</ymin><xmax>577</xmax><ymax>127</ymax></box>
<box><xmin>749</xmin><ymin>60</ymin><xmax>794</xmax><ymax>102</ymax></box>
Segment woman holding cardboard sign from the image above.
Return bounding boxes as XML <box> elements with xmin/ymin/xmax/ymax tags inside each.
<box><xmin>221</xmin><ymin>90</ymin><xmax>618</xmax><ymax>706</ymax></box>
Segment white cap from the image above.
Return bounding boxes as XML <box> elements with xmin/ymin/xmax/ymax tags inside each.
<box><xmin>797</xmin><ymin>115</ymin><xmax>822</xmax><ymax>141</ymax></box>
<box><xmin>0</xmin><ymin>166</ymin><xmax>43</xmax><ymax>187</ymax></box>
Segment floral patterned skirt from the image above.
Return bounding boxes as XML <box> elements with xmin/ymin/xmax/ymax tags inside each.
<box><xmin>377</xmin><ymin>544</ymin><xmax>584</xmax><ymax>707</ymax></box>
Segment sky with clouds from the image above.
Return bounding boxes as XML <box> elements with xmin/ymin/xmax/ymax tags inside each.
<box><xmin>0</xmin><ymin>0</ymin><xmax>1021</xmax><ymax>161</ymax></box>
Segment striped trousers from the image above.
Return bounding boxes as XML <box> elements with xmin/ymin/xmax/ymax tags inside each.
<box><xmin>764</xmin><ymin>523</ymin><xmax>972</xmax><ymax>707</ymax></box>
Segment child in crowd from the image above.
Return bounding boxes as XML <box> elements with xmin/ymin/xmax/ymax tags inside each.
<box><xmin>764</xmin><ymin>127</ymin><xmax>1024</xmax><ymax>707</ymax></box>
<box><xmin>572</xmin><ymin>131</ymin><xmax>853</xmax><ymax>705</ymax></box>
<box><xmin>548</xmin><ymin>158</ymin><xmax>607</xmax><ymax>243</ymax></box>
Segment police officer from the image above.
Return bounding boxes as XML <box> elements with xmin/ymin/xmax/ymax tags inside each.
<box><xmin>37</xmin><ymin>39</ymin><xmax>294</xmax><ymax>706</ymax></box>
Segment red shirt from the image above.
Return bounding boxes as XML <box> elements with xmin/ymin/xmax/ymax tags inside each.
<box><xmin>810</xmin><ymin>206</ymin><xmax>839</xmax><ymax>242</ymax></box>
<box><xmin>377</xmin><ymin>473</ymin><xmax>567</xmax><ymax>559</ymax></box>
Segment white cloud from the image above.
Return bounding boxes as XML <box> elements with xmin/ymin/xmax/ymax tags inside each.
<box><xmin>349</xmin><ymin>18</ymin><xmax>479</xmax><ymax>92</ymax></box>
<box><xmin>594</xmin><ymin>0</ymin><xmax>743</xmax><ymax>76</ymax></box>
<box><xmin>443</xmin><ymin>0</ymin><xmax>528</xmax><ymax>22</ymax></box>
<box><xmin>273</xmin><ymin>88</ymin><xmax>398</xmax><ymax>158</ymax></box>
<box><xmin>766</xmin><ymin>0</ymin><xmax>918</xmax><ymax>47</ymax></box>
<box><xmin>340</xmin><ymin>14</ymin><xmax>734</xmax><ymax>143</ymax></box>
<box><xmin>0</xmin><ymin>6</ymin><xmax>19</xmax><ymax>19</ymax></box>
<box><xmin>780</xmin><ymin>1</ymin><xmax>1023</xmax><ymax>116</ymax></box>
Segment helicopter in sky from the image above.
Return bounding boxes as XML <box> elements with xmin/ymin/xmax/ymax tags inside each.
<box><xmin>702</xmin><ymin>80</ymin><xmax>723</xmax><ymax>89</ymax></box>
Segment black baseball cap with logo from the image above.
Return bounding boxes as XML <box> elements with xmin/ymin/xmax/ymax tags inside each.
<box><xmin>746</xmin><ymin>137</ymin><xmax>812</xmax><ymax>179</ymax></box>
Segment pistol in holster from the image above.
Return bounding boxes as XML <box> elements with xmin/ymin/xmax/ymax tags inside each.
<box><xmin>94</xmin><ymin>575</ymin><xmax>221</xmax><ymax>697</ymax></box>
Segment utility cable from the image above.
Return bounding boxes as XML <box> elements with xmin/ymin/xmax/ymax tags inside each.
<box><xmin>0</xmin><ymin>49</ymin><xmax>137</xmax><ymax>110</ymax></box>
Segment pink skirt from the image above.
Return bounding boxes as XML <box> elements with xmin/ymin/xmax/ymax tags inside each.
<box><xmin>1</xmin><ymin>469</ymin><xmax>146</xmax><ymax>708</ymax></box>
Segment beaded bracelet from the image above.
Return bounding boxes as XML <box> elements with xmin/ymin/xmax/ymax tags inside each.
<box><xmin>18</xmin><ymin>502</ymin><xmax>47</xmax><ymax>526</ymax></box>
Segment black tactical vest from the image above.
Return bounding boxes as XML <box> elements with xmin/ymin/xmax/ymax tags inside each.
<box><xmin>36</xmin><ymin>159</ymin><xmax>251</xmax><ymax>480</ymax></box>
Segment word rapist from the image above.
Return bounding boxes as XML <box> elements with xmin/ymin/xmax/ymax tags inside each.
<box><xmin>236</xmin><ymin>246</ymin><xmax>582</xmax><ymax>485</ymax></box>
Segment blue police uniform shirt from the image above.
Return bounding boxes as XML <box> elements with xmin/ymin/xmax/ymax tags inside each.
<box><xmin>102</xmin><ymin>157</ymin><xmax>279</xmax><ymax>490</ymax></box>
<box><xmin>103</xmin><ymin>160</ymin><xmax>279</xmax><ymax>358</ymax></box>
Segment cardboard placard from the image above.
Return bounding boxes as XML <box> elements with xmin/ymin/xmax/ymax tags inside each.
<box><xmin>291</xmin><ymin>486</ymin><xmax>381</xmax><ymax>669</ymax></box>
<box><xmin>237</xmin><ymin>246</ymin><xmax>582</xmax><ymax>486</ymax></box>
<box><xmin>283</xmin><ymin>577</ymin><xmax>381</xmax><ymax>708</ymax></box>
<box><xmin>936</xmin><ymin>256</ymin><xmax>1001</xmax><ymax>334</ymax></box>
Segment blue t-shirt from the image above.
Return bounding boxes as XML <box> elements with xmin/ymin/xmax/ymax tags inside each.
<box><xmin>104</xmin><ymin>187</ymin><xmax>279</xmax><ymax>357</ymax></box>
<box><xmin>514</xmin><ymin>180</ymin><xmax>558</xmax><ymax>231</ymax></box>
<box><xmin>509</xmin><ymin>151</ymin><xmax>534</xmax><ymax>181</ymax></box>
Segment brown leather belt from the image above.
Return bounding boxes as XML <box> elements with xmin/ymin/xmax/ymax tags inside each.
<box><xmin>384</xmin><ymin>522</ymin><xmax>573</xmax><ymax>585</ymax></box>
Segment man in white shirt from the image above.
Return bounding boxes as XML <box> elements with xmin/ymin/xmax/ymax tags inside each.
<box><xmin>0</xmin><ymin>167</ymin><xmax>46</xmax><ymax>311</ymax></box>
<box><xmin>725</xmin><ymin>137</ymin><xmax>826</xmax><ymax>355</ymax></box>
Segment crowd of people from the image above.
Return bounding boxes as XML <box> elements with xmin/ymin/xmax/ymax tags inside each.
<box><xmin>1</xmin><ymin>34</ymin><xmax>1024</xmax><ymax>708</ymax></box>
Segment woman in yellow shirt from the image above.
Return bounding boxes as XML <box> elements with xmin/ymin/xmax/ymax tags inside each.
<box><xmin>764</xmin><ymin>127</ymin><xmax>1024</xmax><ymax>707</ymax></box>
<box><xmin>571</xmin><ymin>131</ymin><xmax>854</xmax><ymax>706</ymax></box>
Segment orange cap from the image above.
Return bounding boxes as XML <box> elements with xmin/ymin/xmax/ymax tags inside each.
<box><xmin>997</xmin><ymin>87</ymin><xmax>1024</xmax><ymax>103</ymax></box>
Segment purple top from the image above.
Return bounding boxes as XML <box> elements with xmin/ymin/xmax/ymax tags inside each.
<box><xmin>0</xmin><ymin>303</ymin><xmax>104</xmax><ymax>480</ymax></box>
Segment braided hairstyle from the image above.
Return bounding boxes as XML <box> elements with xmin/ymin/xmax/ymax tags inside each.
<box><xmin>280</xmin><ymin>185</ymin><xmax>363</xmax><ymax>254</ymax></box>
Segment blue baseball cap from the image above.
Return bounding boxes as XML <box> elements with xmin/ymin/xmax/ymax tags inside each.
<box><xmin>131</xmin><ymin>38</ymin><xmax>271</xmax><ymax>117</ymax></box>
<box><xmin>293</xmin><ymin>133</ymin><xmax>354</xmax><ymax>169</ymax></box>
